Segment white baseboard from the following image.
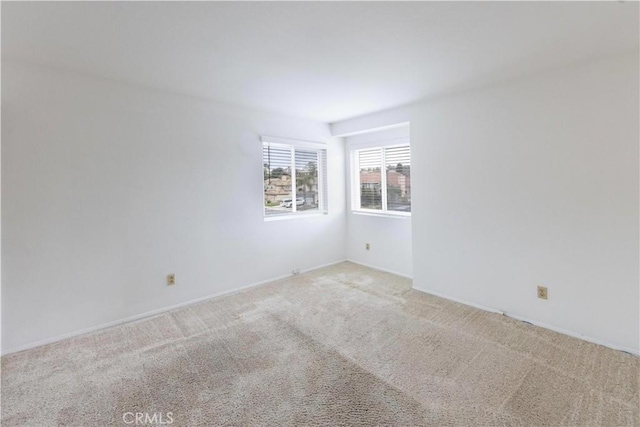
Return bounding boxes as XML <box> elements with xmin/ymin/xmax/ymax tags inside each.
<box><xmin>8</xmin><ymin>261</ymin><xmax>636</xmax><ymax>358</ymax></box>
<box><xmin>2</xmin><ymin>259</ymin><xmax>348</xmax><ymax>356</ymax></box>
<box><xmin>299</xmin><ymin>259</ymin><xmax>348</xmax><ymax>275</ymax></box>
<box><xmin>412</xmin><ymin>285</ymin><xmax>639</xmax><ymax>357</ymax></box>
<box><xmin>346</xmin><ymin>259</ymin><xmax>413</xmax><ymax>279</ymax></box>
<box><xmin>413</xmin><ymin>286</ymin><xmax>505</xmax><ymax>315</ymax></box>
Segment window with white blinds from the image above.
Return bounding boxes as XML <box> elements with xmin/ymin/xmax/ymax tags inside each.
<box><xmin>263</xmin><ymin>140</ymin><xmax>328</xmax><ymax>218</ymax></box>
<box><xmin>352</xmin><ymin>143</ymin><xmax>411</xmax><ymax>215</ymax></box>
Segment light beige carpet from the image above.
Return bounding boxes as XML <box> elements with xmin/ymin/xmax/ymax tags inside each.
<box><xmin>2</xmin><ymin>262</ymin><xmax>638</xmax><ymax>426</ymax></box>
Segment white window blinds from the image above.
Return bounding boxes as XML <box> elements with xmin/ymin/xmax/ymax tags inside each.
<box><xmin>352</xmin><ymin>144</ymin><xmax>411</xmax><ymax>214</ymax></box>
<box><xmin>263</xmin><ymin>140</ymin><xmax>328</xmax><ymax>218</ymax></box>
<box><xmin>384</xmin><ymin>145</ymin><xmax>411</xmax><ymax>212</ymax></box>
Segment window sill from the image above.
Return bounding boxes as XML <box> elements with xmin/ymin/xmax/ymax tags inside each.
<box><xmin>264</xmin><ymin>212</ymin><xmax>328</xmax><ymax>222</ymax></box>
<box><xmin>351</xmin><ymin>210</ymin><xmax>411</xmax><ymax>219</ymax></box>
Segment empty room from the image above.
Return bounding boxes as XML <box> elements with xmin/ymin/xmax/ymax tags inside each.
<box><xmin>1</xmin><ymin>1</ymin><xmax>638</xmax><ymax>426</ymax></box>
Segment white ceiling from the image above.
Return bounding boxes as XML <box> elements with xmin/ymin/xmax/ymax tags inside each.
<box><xmin>2</xmin><ymin>2</ymin><xmax>638</xmax><ymax>123</ymax></box>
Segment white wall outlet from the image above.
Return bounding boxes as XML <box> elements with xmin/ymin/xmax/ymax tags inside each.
<box><xmin>537</xmin><ymin>285</ymin><xmax>548</xmax><ymax>300</ymax></box>
<box><xmin>366</xmin><ymin>243</ymin><xmax>370</xmax><ymax>250</ymax></box>
<box><xmin>167</xmin><ymin>274</ymin><xmax>176</xmax><ymax>286</ymax></box>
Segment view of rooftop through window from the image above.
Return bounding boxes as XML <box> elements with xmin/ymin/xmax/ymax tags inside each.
<box><xmin>385</xmin><ymin>145</ymin><xmax>411</xmax><ymax>212</ymax></box>
<box><xmin>355</xmin><ymin>144</ymin><xmax>411</xmax><ymax>213</ymax></box>
<box><xmin>358</xmin><ymin>148</ymin><xmax>383</xmax><ymax>210</ymax></box>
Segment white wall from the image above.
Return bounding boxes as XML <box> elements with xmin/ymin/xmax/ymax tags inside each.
<box><xmin>332</xmin><ymin>52</ymin><xmax>639</xmax><ymax>353</ymax></box>
<box><xmin>1</xmin><ymin>61</ymin><xmax>347</xmax><ymax>353</ymax></box>
<box><xmin>344</xmin><ymin>127</ymin><xmax>412</xmax><ymax>278</ymax></box>
<box><xmin>346</xmin><ymin>215</ymin><xmax>412</xmax><ymax>278</ymax></box>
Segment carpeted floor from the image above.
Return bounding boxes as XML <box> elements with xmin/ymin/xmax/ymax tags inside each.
<box><xmin>2</xmin><ymin>262</ymin><xmax>638</xmax><ymax>426</ymax></box>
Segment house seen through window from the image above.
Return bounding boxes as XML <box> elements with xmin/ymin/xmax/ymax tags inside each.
<box><xmin>263</xmin><ymin>139</ymin><xmax>327</xmax><ymax>218</ymax></box>
<box><xmin>352</xmin><ymin>143</ymin><xmax>411</xmax><ymax>214</ymax></box>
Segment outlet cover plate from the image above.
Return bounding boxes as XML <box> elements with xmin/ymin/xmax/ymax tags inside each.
<box><xmin>537</xmin><ymin>286</ymin><xmax>548</xmax><ymax>300</ymax></box>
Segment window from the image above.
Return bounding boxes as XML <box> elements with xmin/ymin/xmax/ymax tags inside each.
<box><xmin>263</xmin><ymin>138</ymin><xmax>328</xmax><ymax>218</ymax></box>
<box><xmin>351</xmin><ymin>143</ymin><xmax>411</xmax><ymax>215</ymax></box>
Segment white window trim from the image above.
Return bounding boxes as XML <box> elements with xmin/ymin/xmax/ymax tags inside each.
<box><xmin>352</xmin><ymin>210</ymin><xmax>411</xmax><ymax>219</ymax></box>
<box><xmin>262</xmin><ymin>136</ymin><xmax>328</xmax><ymax>220</ymax></box>
<box><xmin>347</xmin><ymin>136</ymin><xmax>408</xmax><ymax>151</ymax></box>
<box><xmin>264</xmin><ymin>212</ymin><xmax>327</xmax><ymax>222</ymax></box>
<box><xmin>262</xmin><ymin>135</ymin><xmax>326</xmax><ymax>150</ymax></box>
<box><xmin>350</xmin><ymin>138</ymin><xmax>411</xmax><ymax>218</ymax></box>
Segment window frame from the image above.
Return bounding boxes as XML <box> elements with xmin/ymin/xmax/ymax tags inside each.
<box><xmin>262</xmin><ymin>136</ymin><xmax>328</xmax><ymax>221</ymax></box>
<box><xmin>350</xmin><ymin>138</ymin><xmax>411</xmax><ymax>218</ymax></box>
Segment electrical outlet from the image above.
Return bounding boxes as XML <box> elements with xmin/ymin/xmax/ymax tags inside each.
<box><xmin>537</xmin><ymin>286</ymin><xmax>548</xmax><ymax>300</ymax></box>
<box><xmin>365</xmin><ymin>243</ymin><xmax>370</xmax><ymax>251</ymax></box>
<box><xmin>292</xmin><ymin>268</ymin><xmax>300</xmax><ymax>275</ymax></box>
<box><xmin>167</xmin><ymin>274</ymin><xmax>176</xmax><ymax>286</ymax></box>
